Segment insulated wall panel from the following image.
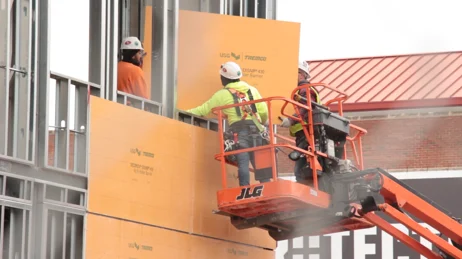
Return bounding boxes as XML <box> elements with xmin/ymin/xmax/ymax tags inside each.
<box><xmin>88</xmin><ymin>96</ymin><xmax>275</xmax><ymax>249</ymax></box>
<box><xmin>177</xmin><ymin>10</ymin><xmax>301</xmax><ymax>123</ymax></box>
<box><xmin>85</xmin><ymin>213</ymin><xmax>274</xmax><ymax>259</ymax></box>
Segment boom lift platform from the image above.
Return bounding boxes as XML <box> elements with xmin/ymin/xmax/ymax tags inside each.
<box><xmin>211</xmin><ymin>83</ymin><xmax>462</xmax><ymax>259</ymax></box>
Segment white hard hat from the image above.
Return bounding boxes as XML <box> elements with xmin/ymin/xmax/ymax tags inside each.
<box><xmin>220</xmin><ymin>61</ymin><xmax>242</xmax><ymax>80</ymax></box>
<box><xmin>120</xmin><ymin>36</ymin><xmax>144</xmax><ymax>51</ymax></box>
<box><xmin>298</xmin><ymin>60</ymin><xmax>310</xmax><ymax>75</ymax></box>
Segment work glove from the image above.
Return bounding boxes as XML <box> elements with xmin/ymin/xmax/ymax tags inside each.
<box><xmin>281</xmin><ymin>117</ymin><xmax>292</xmax><ymax>128</ymax></box>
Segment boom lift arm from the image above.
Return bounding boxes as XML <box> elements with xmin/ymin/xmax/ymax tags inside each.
<box><xmin>211</xmin><ymin>83</ymin><xmax>462</xmax><ymax>259</ymax></box>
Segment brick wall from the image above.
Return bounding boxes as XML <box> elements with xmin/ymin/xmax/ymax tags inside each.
<box><xmin>48</xmin><ymin>131</ymin><xmax>76</xmax><ymax>170</ymax></box>
<box><xmin>276</xmin><ymin>115</ymin><xmax>462</xmax><ymax>174</ymax></box>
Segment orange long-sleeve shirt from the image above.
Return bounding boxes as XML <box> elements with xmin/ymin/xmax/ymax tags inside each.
<box><xmin>117</xmin><ymin>61</ymin><xmax>149</xmax><ymax>99</ymax></box>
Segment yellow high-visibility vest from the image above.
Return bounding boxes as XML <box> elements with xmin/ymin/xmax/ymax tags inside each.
<box><xmin>289</xmin><ymin>86</ymin><xmax>321</xmax><ymax>137</ymax></box>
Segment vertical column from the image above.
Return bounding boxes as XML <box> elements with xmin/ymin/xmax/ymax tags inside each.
<box><xmin>88</xmin><ymin>0</ymin><xmax>106</xmax><ymax>92</ymax></box>
<box><xmin>199</xmin><ymin>0</ymin><xmax>209</xmax><ymax>12</ymax></box>
<box><xmin>120</xmin><ymin>0</ymin><xmax>130</xmax><ymax>39</ymax></box>
<box><xmin>0</xmin><ymin>0</ymin><xmax>33</xmax><ymax>161</ymax></box>
<box><xmin>73</xmin><ymin>83</ymin><xmax>89</xmax><ymax>174</ymax></box>
<box><xmin>36</xmin><ymin>0</ymin><xmax>51</xmax><ymax>168</ymax></box>
<box><xmin>54</xmin><ymin>78</ymin><xmax>70</xmax><ymax>170</ymax></box>
<box><xmin>266</xmin><ymin>0</ymin><xmax>277</xmax><ymax>20</ymax></box>
<box><xmin>32</xmin><ymin>183</ymin><xmax>47</xmax><ymax>258</ymax></box>
<box><xmin>208</xmin><ymin>0</ymin><xmax>221</xmax><ymax>13</ymax></box>
<box><xmin>139</xmin><ymin>0</ymin><xmax>146</xmax><ymax>41</ymax></box>
<box><xmin>30</xmin><ymin>0</ymin><xmax>39</xmax><ymax>163</ymax></box>
<box><xmin>0</xmin><ymin>205</ymin><xmax>4</xmax><ymax>257</ymax></box>
<box><xmin>129</xmin><ymin>0</ymin><xmax>141</xmax><ymax>37</ymax></box>
<box><xmin>0</xmin><ymin>0</ymin><xmax>11</xmax><ymax>157</ymax></box>
<box><xmin>12</xmin><ymin>0</ymin><xmax>33</xmax><ymax>161</ymax></box>
<box><xmin>151</xmin><ymin>0</ymin><xmax>178</xmax><ymax>119</ymax></box>
<box><xmin>105</xmin><ymin>0</ymin><xmax>120</xmax><ymax>102</ymax></box>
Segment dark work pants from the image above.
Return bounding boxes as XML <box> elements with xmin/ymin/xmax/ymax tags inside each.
<box><xmin>293</xmin><ymin>131</ymin><xmax>313</xmax><ymax>182</ymax></box>
<box><xmin>234</xmin><ymin>128</ymin><xmax>271</xmax><ymax>186</ymax></box>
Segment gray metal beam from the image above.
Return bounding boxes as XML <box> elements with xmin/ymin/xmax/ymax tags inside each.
<box><xmin>89</xmin><ymin>0</ymin><xmax>106</xmax><ymax>90</ymax></box>
<box><xmin>0</xmin><ymin>159</ymin><xmax>86</xmax><ymax>189</ymax></box>
<box><xmin>151</xmin><ymin>0</ymin><xmax>178</xmax><ymax>119</ymax></box>
<box><xmin>0</xmin><ymin>0</ymin><xmax>11</xmax><ymax>158</ymax></box>
<box><xmin>208</xmin><ymin>0</ymin><xmax>221</xmax><ymax>13</ymax></box>
<box><xmin>36</xmin><ymin>0</ymin><xmax>50</xmax><ymax>169</ymax></box>
<box><xmin>179</xmin><ymin>0</ymin><xmax>200</xmax><ymax>11</ymax></box>
<box><xmin>106</xmin><ymin>0</ymin><xmax>120</xmax><ymax>102</ymax></box>
<box><xmin>54</xmin><ymin>79</ymin><xmax>70</xmax><ymax>170</ymax></box>
<box><xmin>139</xmin><ymin>0</ymin><xmax>147</xmax><ymax>41</ymax></box>
<box><xmin>266</xmin><ymin>0</ymin><xmax>277</xmax><ymax>20</ymax></box>
<box><xmin>129</xmin><ymin>0</ymin><xmax>141</xmax><ymax>37</ymax></box>
<box><xmin>13</xmin><ymin>0</ymin><xmax>32</xmax><ymax>162</ymax></box>
<box><xmin>32</xmin><ymin>183</ymin><xmax>47</xmax><ymax>258</ymax></box>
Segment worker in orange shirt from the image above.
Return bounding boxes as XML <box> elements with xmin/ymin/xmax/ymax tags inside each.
<box><xmin>117</xmin><ymin>36</ymin><xmax>149</xmax><ymax>99</ymax></box>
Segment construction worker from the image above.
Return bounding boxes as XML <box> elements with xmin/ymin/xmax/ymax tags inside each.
<box><xmin>281</xmin><ymin>60</ymin><xmax>322</xmax><ymax>184</ymax></box>
<box><xmin>117</xmin><ymin>36</ymin><xmax>149</xmax><ymax>99</ymax></box>
<box><xmin>186</xmin><ymin>61</ymin><xmax>271</xmax><ymax>186</ymax></box>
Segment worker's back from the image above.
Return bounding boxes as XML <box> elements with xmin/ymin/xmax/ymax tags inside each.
<box><xmin>117</xmin><ymin>61</ymin><xmax>149</xmax><ymax>99</ymax></box>
<box><xmin>221</xmin><ymin>81</ymin><xmax>268</xmax><ymax>126</ymax></box>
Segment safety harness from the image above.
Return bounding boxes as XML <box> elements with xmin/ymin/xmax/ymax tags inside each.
<box><xmin>223</xmin><ymin>88</ymin><xmax>269</xmax><ymax>155</ymax></box>
<box><xmin>293</xmin><ymin>81</ymin><xmax>322</xmax><ymax>105</ymax></box>
<box><xmin>289</xmin><ymin>83</ymin><xmax>322</xmax><ymax>137</ymax></box>
<box><xmin>227</xmin><ymin>88</ymin><xmax>266</xmax><ymax>133</ymax></box>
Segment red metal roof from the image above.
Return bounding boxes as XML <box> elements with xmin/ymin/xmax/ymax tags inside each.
<box><xmin>308</xmin><ymin>51</ymin><xmax>462</xmax><ymax>111</ymax></box>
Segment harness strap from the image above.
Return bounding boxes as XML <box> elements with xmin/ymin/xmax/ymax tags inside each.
<box><xmin>227</xmin><ymin>88</ymin><xmax>258</xmax><ymax>121</ymax></box>
<box><xmin>228</xmin><ymin>89</ymin><xmax>242</xmax><ymax>117</ymax></box>
<box><xmin>247</xmin><ymin>90</ymin><xmax>257</xmax><ymax>113</ymax></box>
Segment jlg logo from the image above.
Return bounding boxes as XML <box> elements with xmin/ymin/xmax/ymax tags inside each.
<box><xmin>236</xmin><ymin>185</ymin><xmax>264</xmax><ymax>200</ymax></box>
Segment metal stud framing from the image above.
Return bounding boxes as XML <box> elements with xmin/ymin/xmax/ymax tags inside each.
<box><xmin>220</xmin><ymin>0</ymin><xmax>276</xmax><ymax>19</ymax></box>
<box><xmin>150</xmin><ymin>0</ymin><xmax>179</xmax><ymax>119</ymax></box>
<box><xmin>0</xmin><ymin>0</ymin><xmax>35</xmax><ymax>164</ymax></box>
<box><xmin>46</xmin><ymin>73</ymin><xmax>100</xmax><ymax>174</ymax></box>
<box><xmin>177</xmin><ymin>111</ymin><xmax>220</xmax><ymax>132</ymax></box>
<box><xmin>0</xmin><ymin>0</ymin><xmax>279</xmax><ymax>257</ymax></box>
<box><xmin>116</xmin><ymin>90</ymin><xmax>163</xmax><ymax>114</ymax></box>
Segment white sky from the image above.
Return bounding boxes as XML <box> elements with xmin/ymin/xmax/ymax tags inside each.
<box><xmin>276</xmin><ymin>0</ymin><xmax>462</xmax><ymax>61</ymax></box>
<box><xmin>49</xmin><ymin>0</ymin><xmax>462</xmax><ymax>78</ymax></box>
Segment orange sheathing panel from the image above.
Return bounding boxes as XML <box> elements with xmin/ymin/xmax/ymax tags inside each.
<box><xmin>85</xmin><ymin>214</ymin><xmax>275</xmax><ymax>259</ymax></box>
<box><xmin>88</xmin><ymin>97</ymin><xmax>275</xmax><ymax>249</ymax></box>
<box><xmin>89</xmin><ymin>97</ymin><xmax>195</xmax><ymax>231</ymax></box>
<box><xmin>190</xmin><ymin>126</ymin><xmax>275</xmax><ymax>249</ymax></box>
<box><xmin>177</xmin><ymin>10</ymin><xmax>300</xmax><ymax>123</ymax></box>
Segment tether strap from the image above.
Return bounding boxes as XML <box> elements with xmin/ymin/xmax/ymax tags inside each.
<box><xmin>228</xmin><ymin>89</ymin><xmax>242</xmax><ymax>117</ymax></box>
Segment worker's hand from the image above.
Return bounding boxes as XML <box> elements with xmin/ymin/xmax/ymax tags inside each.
<box><xmin>281</xmin><ymin>117</ymin><xmax>292</xmax><ymax>128</ymax></box>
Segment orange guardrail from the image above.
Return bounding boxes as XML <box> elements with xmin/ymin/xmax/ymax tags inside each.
<box><xmin>211</xmin><ymin>83</ymin><xmax>367</xmax><ymax>190</ymax></box>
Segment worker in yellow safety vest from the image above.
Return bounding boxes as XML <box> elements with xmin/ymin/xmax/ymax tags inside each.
<box><xmin>186</xmin><ymin>61</ymin><xmax>271</xmax><ymax>186</ymax></box>
<box><xmin>281</xmin><ymin>60</ymin><xmax>322</xmax><ymax>183</ymax></box>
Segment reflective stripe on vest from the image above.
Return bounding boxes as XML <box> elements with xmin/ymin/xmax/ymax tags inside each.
<box><xmin>289</xmin><ymin>86</ymin><xmax>321</xmax><ymax>136</ymax></box>
<box><xmin>289</xmin><ymin>123</ymin><xmax>304</xmax><ymax>137</ymax></box>
<box><xmin>311</xmin><ymin>87</ymin><xmax>322</xmax><ymax>105</ymax></box>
